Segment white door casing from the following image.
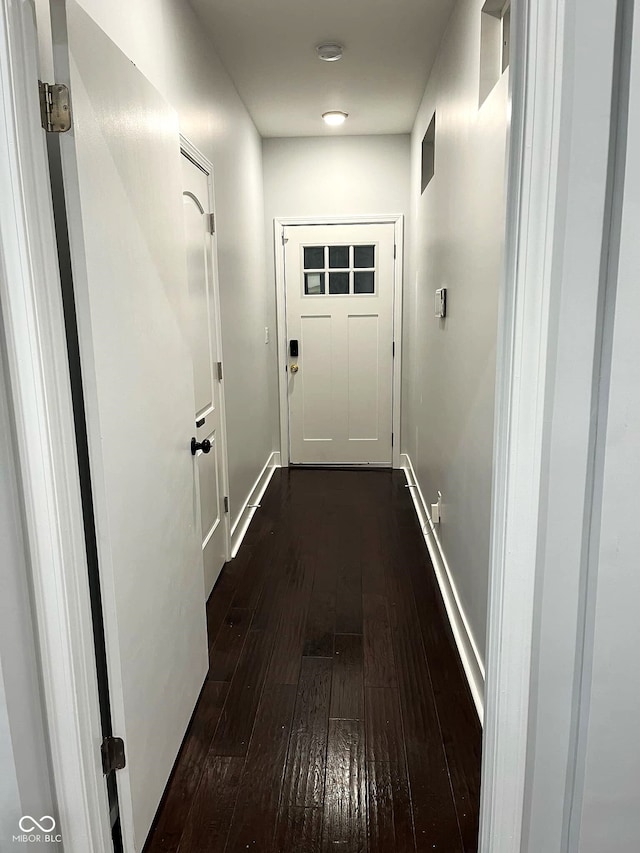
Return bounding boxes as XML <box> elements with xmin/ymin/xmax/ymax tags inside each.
<box><xmin>283</xmin><ymin>222</ymin><xmax>396</xmax><ymax>466</ymax></box>
<box><xmin>181</xmin><ymin>147</ymin><xmax>230</xmax><ymax>596</ymax></box>
<box><xmin>50</xmin><ymin>2</ymin><xmax>208</xmax><ymax>850</ymax></box>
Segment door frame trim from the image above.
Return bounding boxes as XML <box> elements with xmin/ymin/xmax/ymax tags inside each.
<box><xmin>274</xmin><ymin>214</ymin><xmax>404</xmax><ymax>469</ymax></box>
<box><xmin>480</xmin><ymin>0</ymin><xmax>621</xmax><ymax>849</ymax></box>
<box><xmin>480</xmin><ymin>0</ymin><xmax>564</xmax><ymax>847</ymax></box>
<box><xmin>180</xmin><ymin>134</ymin><xmax>232</xmax><ymax>566</ymax></box>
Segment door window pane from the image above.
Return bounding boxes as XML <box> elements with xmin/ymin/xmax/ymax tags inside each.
<box><xmin>354</xmin><ymin>245</ymin><xmax>375</xmax><ymax>268</ymax></box>
<box><xmin>329</xmin><ymin>272</ymin><xmax>349</xmax><ymax>294</ymax></box>
<box><xmin>354</xmin><ymin>271</ymin><xmax>375</xmax><ymax>294</ymax></box>
<box><xmin>305</xmin><ymin>272</ymin><xmax>325</xmax><ymax>295</ymax></box>
<box><xmin>304</xmin><ymin>246</ymin><xmax>325</xmax><ymax>269</ymax></box>
<box><xmin>329</xmin><ymin>246</ymin><xmax>349</xmax><ymax>268</ymax></box>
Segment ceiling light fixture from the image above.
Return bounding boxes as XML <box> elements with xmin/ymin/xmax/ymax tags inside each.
<box><xmin>322</xmin><ymin>110</ymin><xmax>348</xmax><ymax>127</ymax></box>
<box><xmin>316</xmin><ymin>43</ymin><xmax>344</xmax><ymax>62</ymax></box>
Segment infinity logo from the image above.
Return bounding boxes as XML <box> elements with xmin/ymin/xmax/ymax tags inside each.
<box><xmin>18</xmin><ymin>816</ymin><xmax>56</xmax><ymax>833</ymax></box>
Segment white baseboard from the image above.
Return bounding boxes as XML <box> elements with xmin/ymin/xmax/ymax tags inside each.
<box><xmin>400</xmin><ymin>453</ymin><xmax>485</xmax><ymax>724</ymax></box>
<box><xmin>230</xmin><ymin>451</ymin><xmax>281</xmax><ymax>558</ymax></box>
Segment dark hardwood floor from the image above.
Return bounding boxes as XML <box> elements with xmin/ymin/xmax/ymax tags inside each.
<box><xmin>144</xmin><ymin>468</ymin><xmax>482</xmax><ymax>853</ymax></box>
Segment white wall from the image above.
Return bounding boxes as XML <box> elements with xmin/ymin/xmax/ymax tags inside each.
<box><xmin>404</xmin><ymin>0</ymin><xmax>509</xmax><ymax>667</ymax></box>
<box><xmin>262</xmin><ymin>134</ymin><xmax>411</xmax><ymax>447</ymax></box>
<box><xmin>53</xmin><ymin>0</ymin><xmax>276</xmax><ymax>530</ymax></box>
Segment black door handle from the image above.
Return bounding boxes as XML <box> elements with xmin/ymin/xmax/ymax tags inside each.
<box><xmin>191</xmin><ymin>437</ymin><xmax>211</xmax><ymax>455</ymax></box>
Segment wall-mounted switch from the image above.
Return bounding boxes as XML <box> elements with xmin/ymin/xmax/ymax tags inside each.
<box><xmin>435</xmin><ymin>288</ymin><xmax>447</xmax><ymax>319</ymax></box>
<box><xmin>264</xmin><ymin>326</ymin><xmax>270</xmax><ymax>344</ymax></box>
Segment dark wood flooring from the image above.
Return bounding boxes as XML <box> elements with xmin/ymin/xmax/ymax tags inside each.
<box><xmin>144</xmin><ymin>468</ymin><xmax>481</xmax><ymax>853</ymax></box>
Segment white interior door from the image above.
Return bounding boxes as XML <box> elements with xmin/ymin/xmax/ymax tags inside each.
<box><xmin>284</xmin><ymin>223</ymin><xmax>395</xmax><ymax>465</ymax></box>
<box><xmin>181</xmin><ymin>151</ymin><xmax>229</xmax><ymax>596</ymax></box>
<box><xmin>51</xmin><ymin>3</ymin><xmax>208</xmax><ymax>850</ymax></box>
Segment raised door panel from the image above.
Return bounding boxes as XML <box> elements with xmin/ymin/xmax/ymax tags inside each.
<box><xmin>183</xmin><ymin>190</ymin><xmax>214</xmax><ymax>418</ymax></box>
<box><xmin>347</xmin><ymin>314</ymin><xmax>380</xmax><ymax>441</ymax></box>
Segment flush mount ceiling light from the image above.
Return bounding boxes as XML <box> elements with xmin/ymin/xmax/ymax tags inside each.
<box><xmin>316</xmin><ymin>43</ymin><xmax>344</xmax><ymax>62</ymax></box>
<box><xmin>322</xmin><ymin>110</ymin><xmax>348</xmax><ymax>127</ymax></box>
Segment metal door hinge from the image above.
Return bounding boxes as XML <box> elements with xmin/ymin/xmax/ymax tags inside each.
<box><xmin>38</xmin><ymin>81</ymin><xmax>71</xmax><ymax>133</ymax></box>
<box><xmin>392</xmin><ymin>341</ymin><xmax>395</xmax><ymax>358</ymax></box>
<box><xmin>101</xmin><ymin>736</ymin><xmax>126</xmax><ymax>774</ymax></box>
<box><xmin>394</xmin><ymin>244</ymin><xmax>397</xmax><ymax>259</ymax></box>
<box><xmin>282</xmin><ymin>231</ymin><xmax>288</xmax><ymax>245</ymax></box>
<box><xmin>206</xmin><ymin>213</ymin><xmax>215</xmax><ymax>234</ymax></box>
<box><xmin>391</xmin><ymin>432</ymin><xmax>394</xmax><ymax>447</ymax></box>
<box><xmin>216</xmin><ymin>361</ymin><xmax>223</xmax><ymax>381</ymax></box>
<box><xmin>224</xmin><ymin>496</ymin><xmax>229</xmax><ymax>513</ymax></box>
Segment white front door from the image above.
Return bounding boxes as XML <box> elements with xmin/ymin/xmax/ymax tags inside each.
<box><xmin>284</xmin><ymin>223</ymin><xmax>395</xmax><ymax>465</ymax></box>
<box><xmin>51</xmin><ymin>3</ymin><xmax>208</xmax><ymax>850</ymax></box>
<box><xmin>181</xmin><ymin>151</ymin><xmax>229</xmax><ymax>596</ymax></box>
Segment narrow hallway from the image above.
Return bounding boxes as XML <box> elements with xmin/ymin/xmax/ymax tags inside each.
<box><xmin>145</xmin><ymin>469</ymin><xmax>481</xmax><ymax>853</ymax></box>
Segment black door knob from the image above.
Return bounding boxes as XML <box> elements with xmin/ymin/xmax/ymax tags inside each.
<box><xmin>191</xmin><ymin>437</ymin><xmax>211</xmax><ymax>456</ymax></box>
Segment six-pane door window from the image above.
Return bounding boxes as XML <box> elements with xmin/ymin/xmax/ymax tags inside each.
<box><xmin>303</xmin><ymin>245</ymin><xmax>376</xmax><ymax>296</ymax></box>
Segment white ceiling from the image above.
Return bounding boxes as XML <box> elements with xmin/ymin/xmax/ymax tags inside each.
<box><xmin>188</xmin><ymin>0</ymin><xmax>456</xmax><ymax>138</ymax></box>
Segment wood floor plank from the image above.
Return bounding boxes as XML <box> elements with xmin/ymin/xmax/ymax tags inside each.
<box><xmin>144</xmin><ymin>681</ymin><xmax>228</xmax><ymax>852</ymax></box>
<box><xmin>231</xmin><ymin>479</ymin><xmax>290</xmax><ymax>613</ymax></box>
<box><xmin>330</xmin><ymin>634</ymin><xmax>364</xmax><ymax>720</ymax></box>
<box><xmin>210</xmin><ymin>629</ymin><xmax>274</xmax><ymax>757</ymax></box>
<box><xmin>302</xmin><ymin>583</ymin><xmax>336</xmax><ymax>658</ymax></box>
<box><xmin>367</xmin><ymin>761</ymin><xmax>416</xmax><ymax>853</ymax></box>
<box><xmin>302</xmin><ymin>525</ymin><xmax>338</xmax><ymax>658</ymax></box>
<box><xmin>206</xmin><ymin>570</ymin><xmax>237</xmax><ymax>648</ymax></box>
<box><xmin>208</xmin><ymin>607</ymin><xmax>252</xmax><ymax>682</ymax></box>
<box><xmin>386</xmin><ymin>540</ymin><xmax>464</xmax><ymax>852</ymax></box>
<box><xmin>266</xmin><ymin>551</ymin><xmax>315</xmax><ymax>685</ymax></box>
<box><xmin>334</xmin><ymin>549</ymin><xmax>363</xmax><ymax>635</ymax></box>
<box><xmin>250</xmin><ymin>536</ymin><xmax>294</xmax><ymax>632</ymax></box>
<box><xmin>363</xmin><ymin>593</ymin><xmax>397</xmax><ymax>688</ymax></box>
<box><xmin>274</xmin><ymin>807</ymin><xmax>323</xmax><ymax>853</ymax></box>
<box><xmin>322</xmin><ymin>719</ymin><xmax>366</xmax><ymax>853</ymax></box>
<box><xmin>365</xmin><ymin>686</ymin><xmax>406</xmax><ymax>766</ymax></box>
<box><xmin>401</xmin><ymin>532</ymin><xmax>482</xmax><ymax>852</ymax></box>
<box><xmin>231</xmin><ymin>538</ymin><xmax>278</xmax><ymax>611</ymax></box>
<box><xmin>360</xmin><ymin>521</ymin><xmax>389</xmax><ymax>596</ymax></box>
<box><xmin>224</xmin><ymin>684</ymin><xmax>297</xmax><ymax>853</ymax></box>
<box><xmin>281</xmin><ymin>657</ymin><xmax>332</xmax><ymax>808</ymax></box>
<box><xmin>176</xmin><ymin>755</ymin><xmax>244</xmax><ymax>853</ymax></box>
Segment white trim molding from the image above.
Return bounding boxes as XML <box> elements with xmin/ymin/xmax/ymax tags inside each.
<box><xmin>230</xmin><ymin>451</ymin><xmax>281</xmax><ymax>557</ymax></box>
<box><xmin>0</xmin><ymin>1</ymin><xmax>111</xmax><ymax>850</ymax></box>
<box><xmin>479</xmin><ymin>0</ymin><xmax>568</xmax><ymax>851</ymax></box>
<box><xmin>273</xmin><ymin>215</ymin><xmax>404</xmax><ymax>469</ymax></box>
<box><xmin>401</xmin><ymin>455</ymin><xmax>485</xmax><ymax>722</ymax></box>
